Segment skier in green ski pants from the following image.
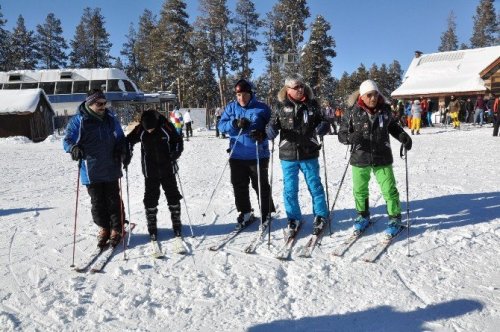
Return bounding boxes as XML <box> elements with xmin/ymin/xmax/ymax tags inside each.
<box><xmin>338</xmin><ymin>80</ymin><xmax>412</xmax><ymax>239</ymax></box>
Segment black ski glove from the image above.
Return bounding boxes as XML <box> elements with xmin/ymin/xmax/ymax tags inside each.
<box><xmin>399</xmin><ymin>132</ymin><xmax>412</xmax><ymax>151</ymax></box>
<box><xmin>249</xmin><ymin>130</ymin><xmax>265</xmax><ymax>143</ymax></box>
<box><xmin>113</xmin><ymin>145</ymin><xmax>126</xmax><ymax>163</ymax></box>
<box><xmin>170</xmin><ymin>150</ymin><xmax>182</xmax><ymax>161</ymax></box>
<box><xmin>171</xmin><ymin>160</ymin><xmax>179</xmax><ymax>174</ymax></box>
<box><xmin>315</xmin><ymin>121</ymin><xmax>331</xmax><ymax>137</ymax></box>
<box><xmin>348</xmin><ymin>131</ymin><xmax>363</xmax><ymax>145</ymax></box>
<box><xmin>123</xmin><ymin>150</ymin><xmax>132</xmax><ymax>169</ymax></box>
<box><xmin>70</xmin><ymin>145</ymin><xmax>84</xmax><ymax>161</ymax></box>
<box><xmin>232</xmin><ymin>117</ymin><xmax>251</xmax><ymax>129</ymax></box>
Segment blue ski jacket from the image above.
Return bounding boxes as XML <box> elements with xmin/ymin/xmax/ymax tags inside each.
<box><xmin>218</xmin><ymin>95</ymin><xmax>271</xmax><ymax>160</ymax></box>
<box><xmin>63</xmin><ymin>102</ymin><xmax>125</xmax><ymax>185</ymax></box>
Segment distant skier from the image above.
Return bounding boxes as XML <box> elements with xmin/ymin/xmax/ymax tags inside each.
<box><xmin>338</xmin><ymin>79</ymin><xmax>412</xmax><ymax>239</ymax></box>
<box><xmin>63</xmin><ymin>89</ymin><xmax>127</xmax><ymax>248</ymax></box>
<box><xmin>125</xmin><ymin>109</ymin><xmax>184</xmax><ymax>240</ymax></box>
<box><xmin>183</xmin><ymin>109</ymin><xmax>193</xmax><ymax>139</ymax></box>
<box><xmin>170</xmin><ymin>107</ymin><xmax>184</xmax><ymax>135</ymax></box>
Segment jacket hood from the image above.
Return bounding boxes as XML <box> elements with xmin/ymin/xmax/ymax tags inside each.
<box><xmin>277</xmin><ymin>84</ymin><xmax>314</xmax><ymax>103</ymax></box>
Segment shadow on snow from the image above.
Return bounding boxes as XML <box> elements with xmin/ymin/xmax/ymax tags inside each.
<box><xmin>247</xmin><ymin>299</ymin><xmax>483</xmax><ymax>332</ymax></box>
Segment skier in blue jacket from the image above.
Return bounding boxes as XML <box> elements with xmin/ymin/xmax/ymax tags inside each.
<box><xmin>218</xmin><ymin>79</ymin><xmax>275</xmax><ymax>228</ymax></box>
<box><xmin>63</xmin><ymin>89</ymin><xmax>127</xmax><ymax>248</ymax></box>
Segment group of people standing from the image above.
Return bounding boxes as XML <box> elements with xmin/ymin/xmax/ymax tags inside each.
<box><xmin>217</xmin><ymin>77</ymin><xmax>412</xmax><ymax>241</ymax></box>
<box><xmin>64</xmin><ymin>89</ymin><xmax>187</xmax><ymax>248</ymax></box>
<box><xmin>64</xmin><ymin>75</ymin><xmax>414</xmax><ymax>250</ymax></box>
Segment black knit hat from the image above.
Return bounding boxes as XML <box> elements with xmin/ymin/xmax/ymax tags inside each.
<box><xmin>85</xmin><ymin>89</ymin><xmax>106</xmax><ymax>106</ymax></box>
<box><xmin>234</xmin><ymin>79</ymin><xmax>253</xmax><ymax>94</ymax></box>
<box><xmin>141</xmin><ymin>110</ymin><xmax>159</xmax><ymax>130</ymax></box>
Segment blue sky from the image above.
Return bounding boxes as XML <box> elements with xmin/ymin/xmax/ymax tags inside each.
<box><xmin>1</xmin><ymin>0</ymin><xmax>481</xmax><ymax>79</ymax></box>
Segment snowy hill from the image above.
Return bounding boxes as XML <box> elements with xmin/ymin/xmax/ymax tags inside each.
<box><xmin>0</xmin><ymin>125</ymin><xmax>499</xmax><ymax>331</ymax></box>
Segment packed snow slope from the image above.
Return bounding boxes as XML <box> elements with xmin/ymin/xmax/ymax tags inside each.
<box><xmin>0</xmin><ymin>124</ymin><xmax>498</xmax><ymax>332</ymax></box>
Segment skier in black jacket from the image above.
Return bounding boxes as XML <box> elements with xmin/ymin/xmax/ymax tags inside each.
<box><xmin>338</xmin><ymin>80</ymin><xmax>412</xmax><ymax>239</ymax></box>
<box><xmin>125</xmin><ymin>109</ymin><xmax>184</xmax><ymax>240</ymax></box>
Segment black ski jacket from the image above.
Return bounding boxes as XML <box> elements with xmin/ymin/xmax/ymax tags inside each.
<box><xmin>338</xmin><ymin>98</ymin><xmax>405</xmax><ymax>167</ymax></box>
<box><xmin>269</xmin><ymin>85</ymin><xmax>325</xmax><ymax>161</ymax></box>
<box><xmin>127</xmin><ymin>114</ymin><xmax>183</xmax><ymax>178</ymax></box>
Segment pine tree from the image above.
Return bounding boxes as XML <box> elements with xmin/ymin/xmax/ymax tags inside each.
<box><xmin>387</xmin><ymin>60</ymin><xmax>403</xmax><ymax>95</ymax></box>
<box><xmin>438</xmin><ymin>11</ymin><xmax>458</xmax><ymax>52</ymax></box>
<box><xmin>135</xmin><ymin>9</ymin><xmax>159</xmax><ymax>92</ymax></box>
<box><xmin>267</xmin><ymin>0</ymin><xmax>310</xmax><ymax>76</ymax></box>
<box><xmin>301</xmin><ymin>15</ymin><xmax>336</xmax><ymax>103</ymax></box>
<box><xmin>185</xmin><ymin>27</ymin><xmax>218</xmax><ymax>108</ymax></box>
<box><xmin>120</xmin><ymin>23</ymin><xmax>144</xmax><ymax>85</ymax></box>
<box><xmin>231</xmin><ymin>0</ymin><xmax>263</xmax><ymax>79</ymax></box>
<box><xmin>69</xmin><ymin>7</ymin><xmax>112</xmax><ymax>68</ymax></box>
<box><xmin>198</xmin><ymin>0</ymin><xmax>233</xmax><ymax>107</ymax></box>
<box><xmin>470</xmin><ymin>0</ymin><xmax>498</xmax><ymax>48</ymax></box>
<box><xmin>0</xmin><ymin>5</ymin><xmax>11</xmax><ymax>71</ymax></box>
<box><xmin>35</xmin><ymin>13</ymin><xmax>68</xmax><ymax>69</ymax></box>
<box><xmin>157</xmin><ymin>0</ymin><xmax>193</xmax><ymax>106</ymax></box>
<box><xmin>113</xmin><ymin>57</ymin><xmax>124</xmax><ymax>70</ymax></box>
<box><xmin>10</xmin><ymin>15</ymin><xmax>37</xmax><ymax>70</ymax></box>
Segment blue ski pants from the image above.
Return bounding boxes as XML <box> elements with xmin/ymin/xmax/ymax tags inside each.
<box><xmin>280</xmin><ymin>158</ymin><xmax>328</xmax><ymax>221</ymax></box>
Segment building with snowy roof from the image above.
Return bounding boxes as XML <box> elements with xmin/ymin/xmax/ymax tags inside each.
<box><xmin>391</xmin><ymin>45</ymin><xmax>500</xmax><ymax>105</ymax></box>
<box><xmin>0</xmin><ymin>88</ymin><xmax>55</xmax><ymax>142</ymax></box>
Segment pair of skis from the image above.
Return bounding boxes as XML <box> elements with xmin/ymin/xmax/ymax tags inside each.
<box><xmin>74</xmin><ymin>223</ymin><xmax>136</xmax><ymax>273</ymax></box>
<box><xmin>331</xmin><ymin>217</ymin><xmax>406</xmax><ymax>263</ymax></box>
<box><xmin>150</xmin><ymin>236</ymin><xmax>190</xmax><ymax>259</ymax></box>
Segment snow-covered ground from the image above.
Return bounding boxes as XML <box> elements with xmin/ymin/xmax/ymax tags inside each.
<box><xmin>0</xmin><ymin>124</ymin><xmax>499</xmax><ymax>332</ymax></box>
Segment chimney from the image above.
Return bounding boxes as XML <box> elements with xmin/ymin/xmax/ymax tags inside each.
<box><xmin>415</xmin><ymin>50</ymin><xmax>423</xmax><ymax>58</ymax></box>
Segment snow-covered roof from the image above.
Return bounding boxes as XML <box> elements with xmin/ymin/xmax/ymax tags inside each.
<box><xmin>0</xmin><ymin>88</ymin><xmax>52</xmax><ymax>114</ymax></box>
<box><xmin>391</xmin><ymin>45</ymin><xmax>500</xmax><ymax>98</ymax></box>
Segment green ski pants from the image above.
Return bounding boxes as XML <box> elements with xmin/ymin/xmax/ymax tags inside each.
<box><xmin>352</xmin><ymin>165</ymin><xmax>401</xmax><ymax>218</ymax></box>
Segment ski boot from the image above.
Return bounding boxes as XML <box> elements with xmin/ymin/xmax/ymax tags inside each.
<box><xmin>312</xmin><ymin>216</ymin><xmax>327</xmax><ymax>236</ymax></box>
<box><xmin>236</xmin><ymin>211</ymin><xmax>254</xmax><ymax>230</ymax></box>
<box><xmin>97</xmin><ymin>228</ymin><xmax>110</xmax><ymax>248</ymax></box>
<box><xmin>384</xmin><ymin>216</ymin><xmax>404</xmax><ymax>240</ymax></box>
<box><xmin>353</xmin><ymin>214</ymin><xmax>370</xmax><ymax>235</ymax></box>
<box><xmin>109</xmin><ymin>229</ymin><xmax>122</xmax><ymax>247</ymax></box>
<box><xmin>146</xmin><ymin>207</ymin><xmax>158</xmax><ymax>241</ymax></box>
<box><xmin>169</xmin><ymin>204</ymin><xmax>182</xmax><ymax>237</ymax></box>
<box><xmin>286</xmin><ymin>219</ymin><xmax>299</xmax><ymax>237</ymax></box>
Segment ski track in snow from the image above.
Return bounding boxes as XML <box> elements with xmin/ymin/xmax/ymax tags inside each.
<box><xmin>0</xmin><ymin>126</ymin><xmax>499</xmax><ymax>331</ymax></box>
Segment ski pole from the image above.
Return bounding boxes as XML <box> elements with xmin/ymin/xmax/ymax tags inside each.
<box><xmin>255</xmin><ymin>140</ymin><xmax>263</xmax><ymax>228</ymax></box>
<box><xmin>201</xmin><ymin>128</ymin><xmax>243</xmax><ymax>218</ymax></box>
<box><xmin>268</xmin><ymin>140</ymin><xmax>275</xmax><ymax>247</ymax></box>
<box><xmin>400</xmin><ymin>144</ymin><xmax>411</xmax><ymax>257</ymax></box>
<box><xmin>119</xmin><ymin>178</ymin><xmax>126</xmax><ymax>260</ymax></box>
<box><xmin>70</xmin><ymin>160</ymin><xmax>82</xmax><ymax>268</ymax></box>
<box><xmin>125</xmin><ymin>167</ymin><xmax>132</xmax><ymax>247</ymax></box>
<box><xmin>175</xmin><ymin>167</ymin><xmax>195</xmax><ymax>237</ymax></box>
<box><xmin>329</xmin><ymin>155</ymin><xmax>350</xmax><ymax>237</ymax></box>
<box><xmin>320</xmin><ymin>136</ymin><xmax>331</xmax><ymax>235</ymax></box>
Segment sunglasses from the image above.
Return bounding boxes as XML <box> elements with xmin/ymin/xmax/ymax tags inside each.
<box><xmin>94</xmin><ymin>101</ymin><xmax>107</xmax><ymax>107</ymax></box>
<box><xmin>288</xmin><ymin>84</ymin><xmax>304</xmax><ymax>91</ymax></box>
<box><xmin>366</xmin><ymin>92</ymin><xmax>379</xmax><ymax>99</ymax></box>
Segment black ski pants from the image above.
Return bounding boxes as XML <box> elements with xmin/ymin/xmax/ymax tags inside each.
<box><xmin>185</xmin><ymin>122</ymin><xmax>193</xmax><ymax>137</ymax></box>
<box><xmin>143</xmin><ymin>175</ymin><xmax>182</xmax><ymax>210</ymax></box>
<box><xmin>229</xmin><ymin>158</ymin><xmax>275</xmax><ymax>219</ymax></box>
<box><xmin>87</xmin><ymin>180</ymin><xmax>122</xmax><ymax>232</ymax></box>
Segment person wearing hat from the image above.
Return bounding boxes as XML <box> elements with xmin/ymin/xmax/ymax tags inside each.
<box><xmin>265</xmin><ymin>75</ymin><xmax>331</xmax><ymax>237</ymax></box>
<box><xmin>338</xmin><ymin>79</ymin><xmax>412</xmax><ymax>239</ymax></box>
<box><xmin>218</xmin><ymin>79</ymin><xmax>275</xmax><ymax>229</ymax></box>
<box><xmin>63</xmin><ymin>89</ymin><xmax>127</xmax><ymax>248</ymax></box>
<box><xmin>125</xmin><ymin>109</ymin><xmax>184</xmax><ymax>240</ymax></box>
<box><xmin>411</xmin><ymin>99</ymin><xmax>423</xmax><ymax>135</ymax></box>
